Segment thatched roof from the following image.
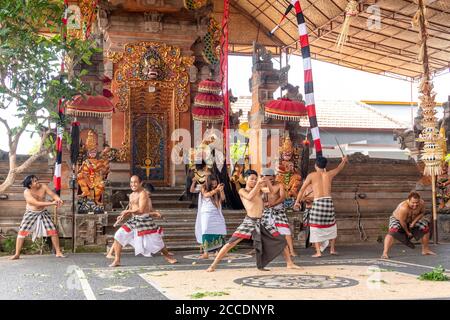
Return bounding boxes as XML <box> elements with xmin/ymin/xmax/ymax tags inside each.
<box><xmin>213</xmin><ymin>0</ymin><xmax>450</xmax><ymax>80</ymax></box>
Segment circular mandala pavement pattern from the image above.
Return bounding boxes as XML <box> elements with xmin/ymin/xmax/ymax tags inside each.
<box><xmin>234</xmin><ymin>274</ymin><xmax>359</xmax><ymax>289</ymax></box>
<box><xmin>183</xmin><ymin>253</ymin><xmax>252</xmax><ymax>261</ymax></box>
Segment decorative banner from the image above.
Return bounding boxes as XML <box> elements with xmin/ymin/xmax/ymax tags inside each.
<box><xmin>291</xmin><ymin>0</ymin><xmax>322</xmax><ymax>157</ymax></box>
<box><xmin>270</xmin><ymin>1</ymin><xmax>323</xmax><ymax>156</ymax></box>
<box><xmin>220</xmin><ymin>0</ymin><xmax>230</xmax><ymax>163</ymax></box>
<box><xmin>53</xmin><ymin>0</ymin><xmax>69</xmax><ymax>197</ymax></box>
<box><xmin>335</xmin><ymin>0</ymin><xmax>359</xmax><ymax>50</ymax></box>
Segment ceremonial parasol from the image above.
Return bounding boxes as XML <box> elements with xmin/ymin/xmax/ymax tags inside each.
<box><xmin>194</xmin><ymin>92</ymin><xmax>223</xmax><ymax>108</ymax></box>
<box><xmin>192</xmin><ymin>79</ymin><xmax>224</xmax><ymax>123</ymax></box>
<box><xmin>66</xmin><ymin>95</ymin><xmax>114</xmax><ymax>118</ymax></box>
<box><xmin>192</xmin><ymin>106</ymin><xmax>224</xmax><ymax>123</ymax></box>
<box><xmin>264</xmin><ymin>98</ymin><xmax>307</xmax><ymax>121</ymax></box>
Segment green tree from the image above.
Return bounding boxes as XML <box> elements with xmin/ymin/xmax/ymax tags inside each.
<box><xmin>0</xmin><ymin>0</ymin><xmax>98</xmax><ymax>192</ymax></box>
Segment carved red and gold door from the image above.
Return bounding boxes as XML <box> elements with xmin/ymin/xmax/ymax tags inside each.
<box><xmin>131</xmin><ymin>113</ymin><xmax>168</xmax><ymax>186</ymax></box>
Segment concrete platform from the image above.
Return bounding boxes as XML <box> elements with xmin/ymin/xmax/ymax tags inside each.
<box><xmin>0</xmin><ymin>243</ymin><xmax>449</xmax><ymax>300</ymax></box>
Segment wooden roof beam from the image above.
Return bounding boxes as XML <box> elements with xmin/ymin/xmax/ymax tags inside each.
<box><xmin>244</xmin><ymin>0</ymin><xmax>298</xmax><ymax>44</ymax></box>
<box><xmin>314</xmin><ymin>35</ymin><xmax>426</xmax><ymax>75</ymax></box>
<box><xmin>229</xmin><ymin>0</ymin><xmax>287</xmax><ymax>47</ymax></box>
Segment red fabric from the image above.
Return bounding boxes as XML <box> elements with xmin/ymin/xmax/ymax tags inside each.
<box><xmin>304</xmin><ymin>69</ymin><xmax>313</xmax><ymax>83</ymax></box>
<box><xmin>47</xmin><ymin>230</ymin><xmax>58</xmax><ymax>236</ymax></box>
<box><xmin>231</xmin><ymin>232</ymin><xmax>252</xmax><ymax>240</ymax></box>
<box><xmin>308</xmin><ymin>222</ymin><xmax>336</xmax><ymax>228</ymax></box>
<box><xmin>314</xmin><ymin>139</ymin><xmax>322</xmax><ymax>154</ymax></box>
<box><xmin>300</xmin><ymin>34</ymin><xmax>309</xmax><ymax>48</ymax></box>
<box><xmin>220</xmin><ymin>0</ymin><xmax>230</xmax><ymax>165</ymax></box>
<box><xmin>122</xmin><ymin>225</ymin><xmax>132</xmax><ymax>233</ymax></box>
<box><xmin>137</xmin><ymin>228</ymin><xmax>163</xmax><ymax>237</ymax></box>
<box><xmin>307</xmin><ymin>104</ymin><xmax>316</xmax><ymax>117</ymax></box>
<box><xmin>53</xmin><ymin>176</ymin><xmax>61</xmax><ymax>192</ymax></box>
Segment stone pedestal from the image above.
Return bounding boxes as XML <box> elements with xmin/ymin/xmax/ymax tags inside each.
<box><xmin>438</xmin><ymin>213</ymin><xmax>450</xmax><ymax>243</ymax></box>
<box><xmin>75</xmin><ymin>214</ymin><xmax>108</xmax><ymax>249</ymax></box>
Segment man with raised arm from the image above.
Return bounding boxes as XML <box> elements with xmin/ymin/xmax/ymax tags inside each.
<box><xmin>294</xmin><ymin>156</ymin><xmax>348</xmax><ymax>257</ymax></box>
<box><xmin>206</xmin><ymin>170</ymin><xmax>300</xmax><ymax>272</ymax></box>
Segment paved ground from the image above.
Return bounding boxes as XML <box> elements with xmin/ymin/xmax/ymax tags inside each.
<box><xmin>0</xmin><ymin>243</ymin><xmax>449</xmax><ymax>300</ymax></box>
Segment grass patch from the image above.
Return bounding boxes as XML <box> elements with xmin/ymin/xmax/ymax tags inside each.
<box><xmin>369</xmin><ymin>280</ymin><xmax>388</xmax><ymax>284</ymax></box>
<box><xmin>190</xmin><ymin>291</ymin><xmax>230</xmax><ymax>299</ymax></box>
<box><xmin>418</xmin><ymin>266</ymin><xmax>449</xmax><ymax>281</ymax></box>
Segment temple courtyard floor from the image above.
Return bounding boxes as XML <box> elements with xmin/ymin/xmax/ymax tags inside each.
<box><xmin>0</xmin><ymin>243</ymin><xmax>449</xmax><ymax>300</ymax></box>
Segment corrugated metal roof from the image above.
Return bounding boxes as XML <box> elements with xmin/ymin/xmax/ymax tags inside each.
<box><xmin>231</xmin><ymin>97</ymin><xmax>409</xmax><ymax>129</ymax></box>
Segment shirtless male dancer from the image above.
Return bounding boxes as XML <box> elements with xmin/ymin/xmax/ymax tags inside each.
<box><xmin>261</xmin><ymin>168</ymin><xmax>296</xmax><ymax>256</ymax></box>
<box><xmin>206</xmin><ymin>170</ymin><xmax>300</xmax><ymax>272</ymax></box>
<box><xmin>294</xmin><ymin>156</ymin><xmax>348</xmax><ymax>257</ymax></box>
<box><xmin>109</xmin><ymin>175</ymin><xmax>177</xmax><ymax>267</ymax></box>
<box><xmin>10</xmin><ymin>175</ymin><xmax>65</xmax><ymax>260</ymax></box>
<box><xmin>381</xmin><ymin>191</ymin><xmax>435</xmax><ymax>259</ymax></box>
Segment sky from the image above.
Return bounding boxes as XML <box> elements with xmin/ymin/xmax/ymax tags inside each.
<box><xmin>228</xmin><ymin>55</ymin><xmax>450</xmax><ymax>102</ymax></box>
<box><xmin>1</xmin><ymin>55</ymin><xmax>449</xmax><ymax>155</ymax></box>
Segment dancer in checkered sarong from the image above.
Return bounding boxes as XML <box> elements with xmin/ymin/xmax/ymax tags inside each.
<box><xmin>294</xmin><ymin>156</ymin><xmax>348</xmax><ymax>258</ymax></box>
<box><xmin>10</xmin><ymin>175</ymin><xmax>65</xmax><ymax>260</ymax></box>
<box><xmin>381</xmin><ymin>192</ymin><xmax>435</xmax><ymax>259</ymax></box>
<box><xmin>109</xmin><ymin>175</ymin><xmax>177</xmax><ymax>267</ymax></box>
<box><xmin>260</xmin><ymin>168</ymin><xmax>297</xmax><ymax>257</ymax></box>
<box><xmin>207</xmin><ymin>170</ymin><xmax>300</xmax><ymax>272</ymax></box>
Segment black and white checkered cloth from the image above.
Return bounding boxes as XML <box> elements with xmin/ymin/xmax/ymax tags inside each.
<box><xmin>308</xmin><ymin>197</ymin><xmax>336</xmax><ymax>228</ymax></box>
<box><xmin>18</xmin><ymin>209</ymin><xmax>57</xmax><ymax>239</ymax></box>
<box><xmin>122</xmin><ymin>215</ymin><xmax>162</xmax><ymax>237</ymax></box>
<box><xmin>263</xmin><ymin>206</ymin><xmax>290</xmax><ymax>228</ymax></box>
<box><xmin>389</xmin><ymin>215</ymin><xmax>431</xmax><ymax>234</ymax></box>
<box><xmin>228</xmin><ymin>215</ymin><xmax>280</xmax><ymax>243</ymax></box>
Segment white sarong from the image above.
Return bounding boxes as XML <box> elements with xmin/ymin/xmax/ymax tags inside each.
<box><xmin>195</xmin><ymin>193</ymin><xmax>227</xmax><ymax>244</ymax></box>
<box><xmin>114</xmin><ymin>214</ymin><xmax>165</xmax><ymax>257</ymax></box>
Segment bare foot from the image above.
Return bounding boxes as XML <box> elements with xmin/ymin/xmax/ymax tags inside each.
<box><xmin>9</xmin><ymin>255</ymin><xmax>20</xmax><ymax>260</ymax></box>
<box><xmin>106</xmin><ymin>254</ymin><xmax>114</xmax><ymax>259</ymax></box>
<box><xmin>206</xmin><ymin>266</ymin><xmax>215</xmax><ymax>272</ymax></box>
<box><xmin>422</xmin><ymin>250</ymin><xmax>436</xmax><ymax>256</ymax></box>
<box><xmin>330</xmin><ymin>251</ymin><xmax>339</xmax><ymax>256</ymax></box>
<box><xmin>380</xmin><ymin>254</ymin><xmax>390</xmax><ymax>259</ymax></box>
<box><xmin>164</xmin><ymin>256</ymin><xmax>177</xmax><ymax>264</ymax></box>
<box><xmin>161</xmin><ymin>251</ymin><xmax>175</xmax><ymax>256</ymax></box>
<box><xmin>290</xmin><ymin>251</ymin><xmax>298</xmax><ymax>257</ymax></box>
<box><xmin>199</xmin><ymin>253</ymin><xmax>209</xmax><ymax>259</ymax></box>
<box><xmin>311</xmin><ymin>253</ymin><xmax>322</xmax><ymax>258</ymax></box>
<box><xmin>287</xmin><ymin>263</ymin><xmax>302</xmax><ymax>269</ymax></box>
<box><xmin>55</xmin><ymin>253</ymin><xmax>66</xmax><ymax>258</ymax></box>
<box><xmin>109</xmin><ymin>260</ymin><xmax>121</xmax><ymax>267</ymax></box>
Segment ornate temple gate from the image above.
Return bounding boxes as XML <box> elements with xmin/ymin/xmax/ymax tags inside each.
<box><xmin>130</xmin><ymin>86</ymin><xmax>172</xmax><ymax>186</ymax></box>
<box><xmin>109</xmin><ymin>42</ymin><xmax>194</xmax><ymax>186</ymax></box>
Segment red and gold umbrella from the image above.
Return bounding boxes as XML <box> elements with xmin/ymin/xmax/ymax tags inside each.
<box><xmin>264</xmin><ymin>98</ymin><xmax>307</xmax><ymax>121</ymax></box>
<box><xmin>66</xmin><ymin>95</ymin><xmax>114</xmax><ymax>118</ymax></box>
<box><xmin>194</xmin><ymin>92</ymin><xmax>223</xmax><ymax>108</ymax></box>
<box><xmin>192</xmin><ymin>106</ymin><xmax>224</xmax><ymax>123</ymax></box>
<box><xmin>198</xmin><ymin>79</ymin><xmax>222</xmax><ymax>94</ymax></box>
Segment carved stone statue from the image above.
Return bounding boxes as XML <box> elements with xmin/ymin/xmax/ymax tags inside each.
<box><xmin>77</xmin><ymin>130</ymin><xmax>110</xmax><ymax>213</ymax></box>
<box><xmin>439</xmin><ymin>96</ymin><xmax>450</xmax><ymax>150</ymax></box>
<box><xmin>275</xmin><ymin>135</ymin><xmax>302</xmax><ymax>198</ymax></box>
